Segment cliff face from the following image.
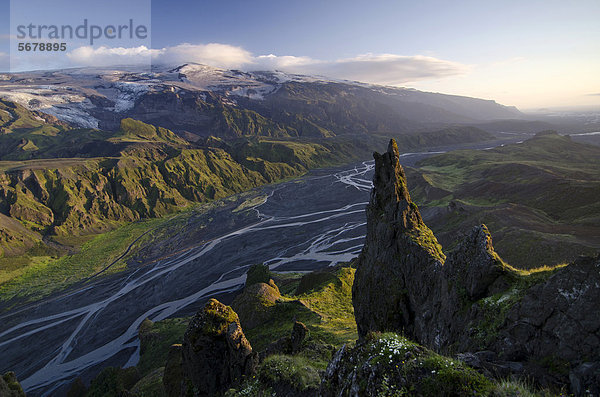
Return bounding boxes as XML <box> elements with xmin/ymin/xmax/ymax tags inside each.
<box><xmin>352</xmin><ymin>139</ymin><xmax>600</xmax><ymax>393</ymax></box>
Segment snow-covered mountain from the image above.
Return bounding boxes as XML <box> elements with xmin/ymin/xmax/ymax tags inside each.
<box><xmin>0</xmin><ymin>63</ymin><xmax>523</xmax><ymax>137</ymax></box>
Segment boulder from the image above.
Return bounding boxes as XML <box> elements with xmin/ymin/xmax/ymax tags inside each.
<box><xmin>0</xmin><ymin>372</ymin><xmax>25</xmax><ymax>397</ymax></box>
<box><xmin>231</xmin><ymin>279</ymin><xmax>280</xmax><ymax>330</ymax></box>
<box><xmin>180</xmin><ymin>299</ymin><xmax>258</xmax><ymax>396</ymax></box>
<box><xmin>290</xmin><ymin>321</ymin><xmax>309</xmax><ymax>353</ymax></box>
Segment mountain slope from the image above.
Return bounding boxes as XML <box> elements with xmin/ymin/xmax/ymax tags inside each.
<box><xmin>407</xmin><ymin>132</ymin><xmax>600</xmax><ymax>267</ymax></box>
<box><xmin>0</xmin><ymin>64</ymin><xmax>523</xmax><ymax>138</ymax></box>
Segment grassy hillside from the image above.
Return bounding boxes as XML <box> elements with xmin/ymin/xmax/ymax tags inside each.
<box><xmin>407</xmin><ymin>132</ymin><xmax>600</xmax><ymax>267</ymax></box>
<box><xmin>76</xmin><ymin>265</ymin><xmax>546</xmax><ymax>397</ymax></box>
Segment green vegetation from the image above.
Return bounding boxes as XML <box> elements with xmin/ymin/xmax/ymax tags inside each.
<box><xmin>320</xmin><ymin>332</ymin><xmax>547</xmax><ymax>396</ymax></box>
<box><xmin>0</xmin><ymin>217</ymin><xmax>165</xmax><ymax>304</ymax></box>
<box><xmin>137</xmin><ymin>318</ymin><xmax>189</xmax><ymax>377</ymax></box>
<box><xmin>85</xmin><ymin>367</ymin><xmax>141</xmax><ymax>397</ymax></box>
<box><xmin>258</xmin><ymin>354</ymin><xmax>322</xmax><ymax>392</ymax></box>
<box><xmin>492</xmin><ymin>379</ymin><xmax>540</xmax><ymax>397</ymax></box>
<box><xmin>201</xmin><ymin>298</ymin><xmax>241</xmax><ymax>336</ymax></box>
<box><xmin>83</xmin><ymin>263</ymin><xmax>551</xmax><ymax>397</ymax></box>
<box><xmin>295</xmin><ymin>267</ymin><xmax>357</xmax><ymax>344</ymax></box>
<box><xmin>408</xmin><ymin>132</ymin><xmax>600</xmax><ymax>267</ymax></box>
<box><xmin>243</xmin><ymin>266</ymin><xmax>357</xmax><ymax>351</ymax></box>
<box><xmin>407</xmin><ymin>222</ymin><xmax>446</xmax><ymax>263</ymax></box>
<box><xmin>129</xmin><ymin>367</ymin><xmax>166</xmax><ymax>397</ymax></box>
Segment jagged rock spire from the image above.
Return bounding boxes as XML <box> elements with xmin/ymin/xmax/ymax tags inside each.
<box><xmin>353</xmin><ymin>139</ymin><xmax>444</xmax><ymax>339</ymax></box>
<box><xmin>370</xmin><ymin>139</ymin><xmax>422</xmax><ymax>230</ymax></box>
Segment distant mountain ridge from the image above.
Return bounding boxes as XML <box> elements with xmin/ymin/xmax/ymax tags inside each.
<box><xmin>0</xmin><ymin>63</ymin><xmax>523</xmax><ymax>138</ymax></box>
<box><xmin>0</xmin><ymin>101</ymin><xmax>497</xmax><ymax>260</ymax></box>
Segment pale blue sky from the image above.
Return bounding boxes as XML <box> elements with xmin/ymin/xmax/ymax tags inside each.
<box><xmin>1</xmin><ymin>0</ymin><xmax>599</xmax><ymax>109</ymax></box>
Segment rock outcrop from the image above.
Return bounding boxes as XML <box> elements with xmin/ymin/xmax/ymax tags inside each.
<box><xmin>290</xmin><ymin>321</ymin><xmax>309</xmax><ymax>354</ymax></box>
<box><xmin>0</xmin><ymin>372</ymin><xmax>25</xmax><ymax>397</ymax></box>
<box><xmin>230</xmin><ymin>280</ymin><xmax>281</xmax><ymax>330</ymax></box>
<box><xmin>352</xmin><ymin>139</ymin><xmax>600</xmax><ymax>394</ymax></box>
<box><xmin>321</xmin><ymin>333</ymin><xmax>495</xmax><ymax>397</ymax></box>
<box><xmin>353</xmin><ymin>139</ymin><xmax>446</xmax><ymax>339</ymax></box>
<box><xmin>163</xmin><ymin>344</ymin><xmax>187</xmax><ymax>397</ymax></box>
<box><xmin>167</xmin><ymin>298</ymin><xmax>257</xmax><ymax>397</ymax></box>
<box><xmin>231</xmin><ymin>264</ymin><xmax>281</xmax><ymax>330</ymax></box>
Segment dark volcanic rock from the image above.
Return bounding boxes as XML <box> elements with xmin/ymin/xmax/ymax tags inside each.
<box><xmin>352</xmin><ymin>139</ymin><xmax>600</xmax><ymax>394</ymax></box>
<box><xmin>163</xmin><ymin>344</ymin><xmax>187</xmax><ymax>397</ymax></box>
<box><xmin>352</xmin><ymin>139</ymin><xmax>445</xmax><ymax>340</ymax></box>
<box><xmin>290</xmin><ymin>321</ymin><xmax>309</xmax><ymax>354</ymax></box>
<box><xmin>244</xmin><ymin>263</ymin><xmax>272</xmax><ymax>287</ymax></box>
<box><xmin>180</xmin><ymin>298</ymin><xmax>258</xmax><ymax>396</ymax></box>
<box><xmin>0</xmin><ymin>372</ymin><xmax>25</xmax><ymax>397</ymax></box>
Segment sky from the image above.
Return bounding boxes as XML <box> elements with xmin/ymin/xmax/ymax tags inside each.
<box><xmin>1</xmin><ymin>0</ymin><xmax>599</xmax><ymax>110</ymax></box>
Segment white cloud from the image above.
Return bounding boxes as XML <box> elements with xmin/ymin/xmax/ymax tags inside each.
<box><xmin>156</xmin><ymin>43</ymin><xmax>252</xmax><ymax>69</ymax></box>
<box><xmin>67</xmin><ymin>45</ymin><xmax>156</xmax><ymax>67</ymax></box>
<box><xmin>67</xmin><ymin>43</ymin><xmax>252</xmax><ymax>70</ymax></box>
<box><xmin>254</xmin><ymin>53</ymin><xmax>469</xmax><ymax>85</ymax></box>
<box><xmin>61</xmin><ymin>42</ymin><xmax>468</xmax><ymax>85</ymax></box>
<box><xmin>255</xmin><ymin>54</ymin><xmax>315</xmax><ymax>69</ymax></box>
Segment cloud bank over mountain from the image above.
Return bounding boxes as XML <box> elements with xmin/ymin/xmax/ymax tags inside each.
<box><xmin>65</xmin><ymin>42</ymin><xmax>469</xmax><ymax>85</ymax></box>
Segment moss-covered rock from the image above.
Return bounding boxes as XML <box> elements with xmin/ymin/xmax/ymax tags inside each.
<box><xmin>244</xmin><ymin>263</ymin><xmax>272</xmax><ymax>287</ymax></box>
<box><xmin>258</xmin><ymin>354</ymin><xmax>321</xmax><ymax>397</ymax></box>
<box><xmin>0</xmin><ymin>372</ymin><xmax>25</xmax><ymax>397</ymax></box>
<box><xmin>130</xmin><ymin>367</ymin><xmax>167</xmax><ymax>397</ymax></box>
<box><xmin>321</xmin><ymin>333</ymin><xmax>495</xmax><ymax>397</ymax></box>
<box><xmin>180</xmin><ymin>299</ymin><xmax>258</xmax><ymax>396</ymax></box>
<box><xmin>231</xmin><ymin>280</ymin><xmax>281</xmax><ymax>331</ymax></box>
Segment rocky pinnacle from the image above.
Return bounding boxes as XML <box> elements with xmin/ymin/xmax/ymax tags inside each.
<box><xmin>352</xmin><ymin>139</ymin><xmax>444</xmax><ymax>339</ymax></box>
<box><xmin>352</xmin><ymin>139</ymin><xmax>600</xmax><ymax>393</ymax></box>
